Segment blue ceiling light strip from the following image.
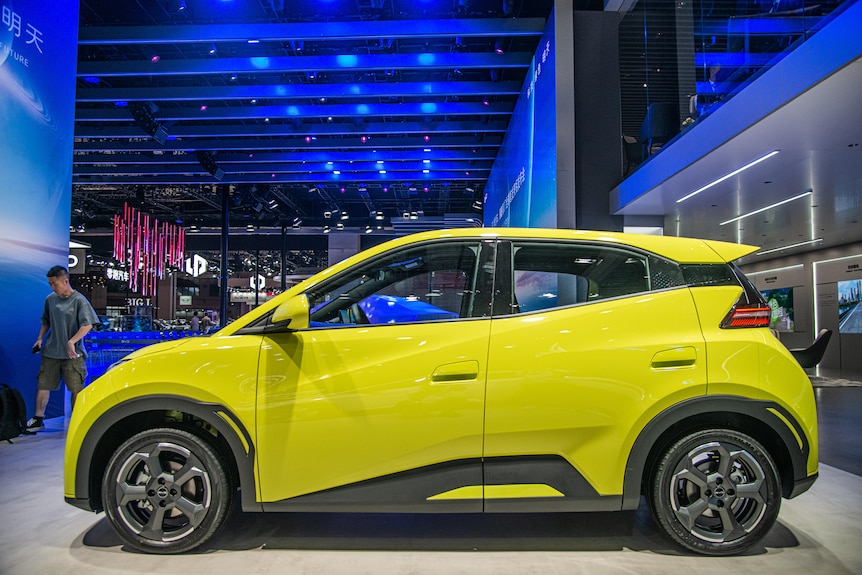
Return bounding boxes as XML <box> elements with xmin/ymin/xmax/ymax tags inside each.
<box><xmin>74</xmin><ymin>81</ymin><xmax>524</xmax><ymax>103</ymax></box>
<box><xmin>76</xmin><ymin>101</ymin><xmax>515</xmax><ymax>122</ymax></box>
<box><xmin>75</xmin><ymin>159</ymin><xmax>492</xmax><ymax>176</ymax></box>
<box><xmin>76</xmin><ymin>19</ymin><xmax>547</xmax><ymax>45</ymax></box>
<box><xmin>72</xmin><ymin>170</ymin><xmax>486</xmax><ymax>186</ymax></box>
<box><xmin>73</xmin><ymin>134</ymin><xmax>505</xmax><ymax>153</ymax></box>
<box><xmin>74</xmin><ymin>119</ymin><xmax>510</xmax><ymax>139</ymax></box>
<box><xmin>71</xmin><ymin>150</ymin><xmax>497</xmax><ymax>164</ymax></box>
<box><xmin>77</xmin><ymin>52</ymin><xmax>532</xmax><ymax>77</ymax></box>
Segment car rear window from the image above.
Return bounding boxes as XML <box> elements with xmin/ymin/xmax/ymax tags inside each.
<box><xmin>506</xmin><ymin>242</ymin><xmax>686</xmax><ymax>314</ymax></box>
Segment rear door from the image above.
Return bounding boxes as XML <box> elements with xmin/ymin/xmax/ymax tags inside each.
<box><xmin>483</xmin><ymin>240</ymin><xmax>708</xmax><ymax>509</ymax></box>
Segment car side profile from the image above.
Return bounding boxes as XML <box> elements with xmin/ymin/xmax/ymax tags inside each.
<box><xmin>63</xmin><ymin>228</ymin><xmax>818</xmax><ymax>555</ymax></box>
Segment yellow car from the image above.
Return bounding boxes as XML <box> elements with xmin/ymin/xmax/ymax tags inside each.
<box><xmin>64</xmin><ymin>228</ymin><xmax>818</xmax><ymax>555</ymax></box>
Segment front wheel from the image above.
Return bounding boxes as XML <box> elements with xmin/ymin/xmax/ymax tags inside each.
<box><xmin>648</xmin><ymin>429</ymin><xmax>781</xmax><ymax>556</ymax></box>
<box><xmin>102</xmin><ymin>428</ymin><xmax>233</xmax><ymax>553</ymax></box>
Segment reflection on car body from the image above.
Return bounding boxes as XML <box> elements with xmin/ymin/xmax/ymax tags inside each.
<box><xmin>63</xmin><ymin>228</ymin><xmax>817</xmax><ymax>556</ymax></box>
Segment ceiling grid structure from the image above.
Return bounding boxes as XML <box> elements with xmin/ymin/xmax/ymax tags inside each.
<box><xmin>72</xmin><ymin>0</ymin><xmax>558</xmax><ymax>233</ymax></box>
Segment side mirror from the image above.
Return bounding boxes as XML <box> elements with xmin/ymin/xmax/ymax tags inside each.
<box><xmin>272</xmin><ymin>294</ymin><xmax>309</xmax><ymax>330</ymax></box>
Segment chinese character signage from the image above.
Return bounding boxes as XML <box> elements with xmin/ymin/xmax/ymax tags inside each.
<box><xmin>0</xmin><ymin>0</ymin><xmax>81</xmax><ymax>418</ymax></box>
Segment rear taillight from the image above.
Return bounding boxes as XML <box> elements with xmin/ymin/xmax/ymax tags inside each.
<box><xmin>720</xmin><ymin>304</ymin><xmax>771</xmax><ymax>329</ymax></box>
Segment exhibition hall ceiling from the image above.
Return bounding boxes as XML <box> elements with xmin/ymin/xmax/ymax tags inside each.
<box><xmin>71</xmin><ymin>0</ymin><xmax>861</xmax><ymax>263</ymax></box>
<box><xmin>72</xmin><ymin>0</ymin><xmax>559</xmax><ymax>233</ymax></box>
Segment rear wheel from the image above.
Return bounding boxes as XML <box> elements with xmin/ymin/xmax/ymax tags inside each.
<box><xmin>102</xmin><ymin>428</ymin><xmax>232</xmax><ymax>553</ymax></box>
<box><xmin>649</xmin><ymin>429</ymin><xmax>780</xmax><ymax>556</ymax></box>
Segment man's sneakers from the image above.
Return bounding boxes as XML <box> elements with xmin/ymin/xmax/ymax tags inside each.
<box><xmin>26</xmin><ymin>416</ymin><xmax>44</xmax><ymax>431</ymax></box>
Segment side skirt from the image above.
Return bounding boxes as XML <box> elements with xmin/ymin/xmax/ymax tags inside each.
<box><xmin>260</xmin><ymin>455</ymin><xmax>621</xmax><ymax>513</ymax></box>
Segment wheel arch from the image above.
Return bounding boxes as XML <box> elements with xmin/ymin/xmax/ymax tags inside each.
<box><xmin>73</xmin><ymin>396</ymin><xmax>259</xmax><ymax>513</ymax></box>
<box><xmin>622</xmin><ymin>396</ymin><xmax>811</xmax><ymax>510</ymax></box>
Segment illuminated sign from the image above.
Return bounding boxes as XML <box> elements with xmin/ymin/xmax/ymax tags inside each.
<box><xmin>250</xmin><ymin>274</ymin><xmax>266</xmax><ymax>290</ymax></box>
<box><xmin>185</xmin><ymin>254</ymin><xmax>208</xmax><ymax>277</ymax></box>
<box><xmin>107</xmin><ymin>268</ymin><xmax>130</xmax><ymax>282</ymax></box>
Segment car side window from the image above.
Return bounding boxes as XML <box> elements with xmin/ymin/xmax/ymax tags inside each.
<box><xmin>504</xmin><ymin>242</ymin><xmax>683</xmax><ymax>314</ymax></box>
<box><xmin>305</xmin><ymin>241</ymin><xmax>487</xmax><ymax>326</ymax></box>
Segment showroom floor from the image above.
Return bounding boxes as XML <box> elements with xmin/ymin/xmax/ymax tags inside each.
<box><xmin>2</xmin><ymin>385</ymin><xmax>861</xmax><ymax>575</ymax></box>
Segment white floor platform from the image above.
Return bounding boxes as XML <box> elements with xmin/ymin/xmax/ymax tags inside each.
<box><xmin>2</xmin><ymin>415</ymin><xmax>861</xmax><ymax>575</ymax></box>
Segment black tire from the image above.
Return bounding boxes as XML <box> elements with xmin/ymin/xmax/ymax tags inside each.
<box><xmin>648</xmin><ymin>429</ymin><xmax>781</xmax><ymax>556</ymax></box>
<box><xmin>102</xmin><ymin>428</ymin><xmax>233</xmax><ymax>553</ymax></box>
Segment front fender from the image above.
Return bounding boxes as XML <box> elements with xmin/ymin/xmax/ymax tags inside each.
<box><xmin>66</xmin><ymin>395</ymin><xmax>259</xmax><ymax>513</ymax></box>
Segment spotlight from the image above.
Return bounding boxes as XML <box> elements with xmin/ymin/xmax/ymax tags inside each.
<box><xmin>209</xmin><ymin>43</ymin><xmax>217</xmax><ymax>55</ymax></box>
<box><xmin>494</xmin><ymin>40</ymin><xmax>504</xmax><ymax>54</ymax></box>
<box><xmin>196</xmin><ymin>150</ymin><xmax>224</xmax><ymax>181</ymax></box>
<box><xmin>130</xmin><ymin>102</ymin><xmax>169</xmax><ymax>145</ymax></box>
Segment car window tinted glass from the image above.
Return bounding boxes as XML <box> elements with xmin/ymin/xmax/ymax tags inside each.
<box><xmin>681</xmin><ymin>264</ymin><xmax>739</xmax><ymax>287</ymax></box>
<box><xmin>306</xmin><ymin>241</ymin><xmax>482</xmax><ymax>326</ymax></box>
<box><xmin>508</xmin><ymin>242</ymin><xmax>684</xmax><ymax>314</ymax></box>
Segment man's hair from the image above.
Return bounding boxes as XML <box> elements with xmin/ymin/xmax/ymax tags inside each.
<box><xmin>47</xmin><ymin>265</ymin><xmax>70</xmax><ymax>279</ymax></box>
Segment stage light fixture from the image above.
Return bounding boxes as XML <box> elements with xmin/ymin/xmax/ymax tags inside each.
<box><xmin>130</xmin><ymin>102</ymin><xmax>169</xmax><ymax>145</ymax></box>
<box><xmin>196</xmin><ymin>150</ymin><xmax>224</xmax><ymax>181</ymax></box>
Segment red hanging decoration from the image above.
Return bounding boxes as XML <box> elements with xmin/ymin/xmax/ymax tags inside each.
<box><xmin>113</xmin><ymin>202</ymin><xmax>185</xmax><ymax>297</ymax></box>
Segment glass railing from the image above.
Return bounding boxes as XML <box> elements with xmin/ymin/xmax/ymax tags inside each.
<box><xmin>620</xmin><ymin>0</ymin><xmax>851</xmax><ymax>171</ymax></box>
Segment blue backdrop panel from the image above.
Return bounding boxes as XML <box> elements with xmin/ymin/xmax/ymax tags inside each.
<box><xmin>0</xmin><ymin>0</ymin><xmax>81</xmax><ymax>419</ymax></box>
<box><xmin>483</xmin><ymin>6</ymin><xmax>557</xmax><ymax>229</ymax></box>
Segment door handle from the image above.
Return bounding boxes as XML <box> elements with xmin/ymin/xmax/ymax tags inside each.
<box><xmin>651</xmin><ymin>347</ymin><xmax>697</xmax><ymax>369</ymax></box>
<box><xmin>431</xmin><ymin>360</ymin><xmax>480</xmax><ymax>383</ymax></box>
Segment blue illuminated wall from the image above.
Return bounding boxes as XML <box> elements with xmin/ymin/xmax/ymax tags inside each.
<box><xmin>0</xmin><ymin>0</ymin><xmax>80</xmax><ymax>418</ymax></box>
<box><xmin>483</xmin><ymin>6</ymin><xmax>557</xmax><ymax>228</ymax></box>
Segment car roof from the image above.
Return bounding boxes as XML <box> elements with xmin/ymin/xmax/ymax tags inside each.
<box><xmin>365</xmin><ymin>228</ymin><xmax>758</xmax><ymax>264</ymax></box>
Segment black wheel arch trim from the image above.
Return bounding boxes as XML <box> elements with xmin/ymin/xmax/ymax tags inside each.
<box><xmin>622</xmin><ymin>395</ymin><xmax>813</xmax><ymax>510</ymax></box>
<box><xmin>72</xmin><ymin>395</ymin><xmax>259</xmax><ymax>513</ymax></box>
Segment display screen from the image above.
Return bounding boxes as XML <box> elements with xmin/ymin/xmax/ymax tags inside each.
<box><xmin>760</xmin><ymin>287</ymin><xmax>795</xmax><ymax>332</ymax></box>
<box><xmin>837</xmin><ymin>279</ymin><xmax>862</xmax><ymax>334</ymax></box>
<box><xmin>483</xmin><ymin>7</ymin><xmax>556</xmax><ymax>228</ymax></box>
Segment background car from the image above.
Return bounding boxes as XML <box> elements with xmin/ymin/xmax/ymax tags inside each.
<box><xmin>64</xmin><ymin>228</ymin><xmax>818</xmax><ymax>555</ymax></box>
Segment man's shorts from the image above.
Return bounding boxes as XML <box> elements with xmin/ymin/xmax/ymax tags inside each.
<box><xmin>37</xmin><ymin>356</ymin><xmax>87</xmax><ymax>393</ymax></box>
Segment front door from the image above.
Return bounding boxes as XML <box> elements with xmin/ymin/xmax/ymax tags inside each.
<box><xmin>255</xmin><ymin>239</ymin><xmax>496</xmax><ymax>511</ymax></box>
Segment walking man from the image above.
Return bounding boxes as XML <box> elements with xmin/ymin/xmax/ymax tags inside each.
<box><xmin>26</xmin><ymin>265</ymin><xmax>98</xmax><ymax>431</ymax></box>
